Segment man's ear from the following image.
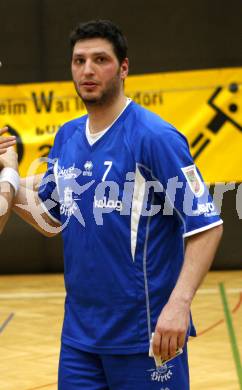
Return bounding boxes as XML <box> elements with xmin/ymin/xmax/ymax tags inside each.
<box><xmin>120</xmin><ymin>58</ymin><xmax>129</xmax><ymax>80</ymax></box>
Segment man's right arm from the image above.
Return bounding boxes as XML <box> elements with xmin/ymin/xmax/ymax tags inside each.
<box><xmin>0</xmin><ymin>182</ymin><xmax>15</xmax><ymax>234</ymax></box>
<box><xmin>0</xmin><ymin>127</ymin><xmax>16</xmax><ymax>155</ymax></box>
<box><xmin>0</xmin><ymin>147</ymin><xmax>18</xmax><ymax>234</ymax></box>
<box><xmin>13</xmin><ymin>183</ymin><xmax>61</xmax><ymax>237</ymax></box>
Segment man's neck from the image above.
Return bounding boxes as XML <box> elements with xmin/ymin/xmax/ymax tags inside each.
<box><xmin>86</xmin><ymin>93</ymin><xmax>127</xmax><ymax>134</ymax></box>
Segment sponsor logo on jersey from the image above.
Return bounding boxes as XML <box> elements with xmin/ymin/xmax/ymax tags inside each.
<box><xmin>94</xmin><ymin>196</ymin><xmax>123</xmax><ymax>212</ymax></box>
<box><xmin>57</xmin><ymin>164</ymin><xmax>77</xmax><ymax>179</ymax></box>
<box><xmin>181</xmin><ymin>165</ymin><xmax>204</xmax><ymax>197</ymax></box>
<box><xmin>83</xmin><ymin>161</ymin><xmax>93</xmax><ymax>176</ymax></box>
<box><xmin>193</xmin><ymin>202</ymin><xmax>217</xmax><ymax>217</ymax></box>
<box><xmin>60</xmin><ymin>186</ymin><xmax>77</xmax><ymax>217</ymax></box>
<box><xmin>147</xmin><ymin>364</ymin><xmax>173</xmax><ymax>383</ymax></box>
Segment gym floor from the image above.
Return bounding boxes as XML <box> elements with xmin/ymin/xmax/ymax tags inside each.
<box><xmin>0</xmin><ymin>271</ymin><xmax>241</xmax><ymax>390</ymax></box>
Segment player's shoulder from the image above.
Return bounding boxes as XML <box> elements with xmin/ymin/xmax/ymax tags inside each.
<box><xmin>53</xmin><ymin>114</ymin><xmax>87</xmax><ymax>149</ymax></box>
<box><xmin>128</xmin><ymin>101</ymin><xmax>188</xmax><ymax>147</ymax></box>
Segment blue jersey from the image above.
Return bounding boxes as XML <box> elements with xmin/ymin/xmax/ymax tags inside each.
<box><xmin>39</xmin><ymin>101</ymin><xmax>222</xmax><ymax>354</ymax></box>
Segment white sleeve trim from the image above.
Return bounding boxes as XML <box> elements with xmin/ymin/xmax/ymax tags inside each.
<box><xmin>39</xmin><ymin>201</ymin><xmax>61</xmax><ymax>225</ymax></box>
<box><xmin>183</xmin><ymin>219</ymin><xmax>223</xmax><ymax>238</ymax></box>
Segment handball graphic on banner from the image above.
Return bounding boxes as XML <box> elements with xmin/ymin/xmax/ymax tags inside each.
<box><xmin>0</xmin><ymin>67</ymin><xmax>241</xmax><ymax>182</ymax></box>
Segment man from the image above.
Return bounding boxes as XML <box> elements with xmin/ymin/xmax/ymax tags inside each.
<box><xmin>13</xmin><ymin>20</ymin><xmax>223</xmax><ymax>389</ymax></box>
<box><xmin>0</xmin><ymin>128</ymin><xmax>18</xmax><ymax>233</ymax></box>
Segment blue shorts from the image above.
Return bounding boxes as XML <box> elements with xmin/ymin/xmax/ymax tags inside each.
<box><xmin>58</xmin><ymin>342</ymin><xmax>190</xmax><ymax>390</ymax></box>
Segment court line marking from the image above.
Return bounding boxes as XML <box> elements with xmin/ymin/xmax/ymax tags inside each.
<box><xmin>219</xmin><ymin>283</ymin><xmax>242</xmax><ymax>389</ymax></box>
<box><xmin>0</xmin><ymin>313</ymin><xmax>14</xmax><ymax>334</ymax></box>
<box><xmin>0</xmin><ymin>288</ymin><xmax>242</xmax><ymax>299</ymax></box>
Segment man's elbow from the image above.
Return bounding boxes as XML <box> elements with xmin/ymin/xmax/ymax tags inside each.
<box><xmin>0</xmin><ymin>217</ymin><xmax>8</xmax><ymax>235</ymax></box>
<box><xmin>34</xmin><ymin>221</ymin><xmax>61</xmax><ymax>238</ymax></box>
<box><xmin>41</xmin><ymin>229</ymin><xmax>59</xmax><ymax>238</ymax></box>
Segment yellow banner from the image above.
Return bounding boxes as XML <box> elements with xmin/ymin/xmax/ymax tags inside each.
<box><xmin>0</xmin><ymin>67</ymin><xmax>241</xmax><ymax>182</ymax></box>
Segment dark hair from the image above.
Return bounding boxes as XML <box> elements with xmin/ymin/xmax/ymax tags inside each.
<box><xmin>70</xmin><ymin>20</ymin><xmax>128</xmax><ymax>64</ymax></box>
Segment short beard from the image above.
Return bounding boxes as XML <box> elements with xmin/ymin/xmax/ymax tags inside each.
<box><xmin>74</xmin><ymin>72</ymin><xmax>122</xmax><ymax>108</ymax></box>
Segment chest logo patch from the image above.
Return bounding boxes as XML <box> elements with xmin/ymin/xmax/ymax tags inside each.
<box><xmin>83</xmin><ymin>161</ymin><xmax>93</xmax><ymax>177</ymax></box>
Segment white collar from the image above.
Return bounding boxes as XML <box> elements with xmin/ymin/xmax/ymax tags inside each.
<box><xmin>85</xmin><ymin>98</ymin><xmax>132</xmax><ymax>145</ymax></box>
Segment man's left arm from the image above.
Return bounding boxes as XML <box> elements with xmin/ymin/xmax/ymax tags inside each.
<box><xmin>152</xmin><ymin>224</ymin><xmax>223</xmax><ymax>360</ymax></box>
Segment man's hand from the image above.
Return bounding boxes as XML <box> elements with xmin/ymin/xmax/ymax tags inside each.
<box><xmin>0</xmin><ymin>127</ymin><xmax>16</xmax><ymax>155</ymax></box>
<box><xmin>0</xmin><ymin>146</ymin><xmax>18</xmax><ymax>171</ymax></box>
<box><xmin>152</xmin><ymin>225</ymin><xmax>223</xmax><ymax>362</ymax></box>
<box><xmin>153</xmin><ymin>297</ymin><xmax>190</xmax><ymax>361</ymax></box>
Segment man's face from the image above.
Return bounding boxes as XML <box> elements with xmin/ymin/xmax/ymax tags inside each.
<box><xmin>71</xmin><ymin>38</ymin><xmax>128</xmax><ymax>106</ymax></box>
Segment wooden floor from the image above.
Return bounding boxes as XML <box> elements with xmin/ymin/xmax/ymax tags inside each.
<box><xmin>0</xmin><ymin>271</ymin><xmax>241</xmax><ymax>390</ymax></box>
